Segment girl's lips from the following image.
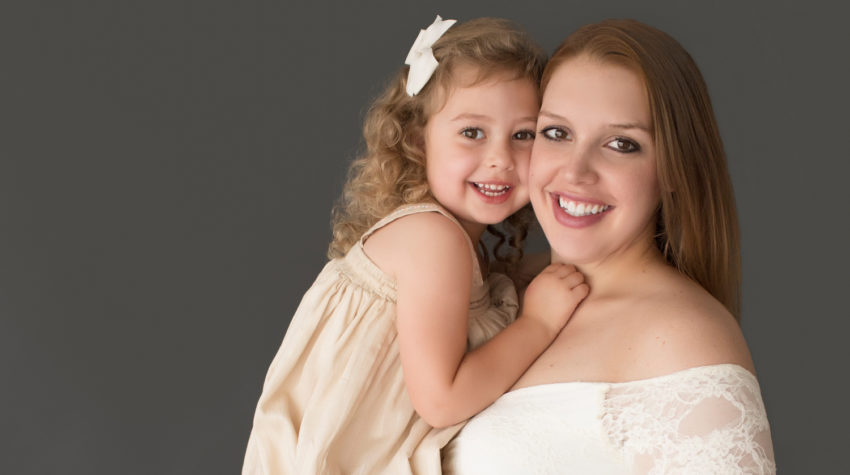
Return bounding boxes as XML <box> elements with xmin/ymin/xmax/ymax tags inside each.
<box><xmin>549</xmin><ymin>192</ymin><xmax>610</xmax><ymax>228</ymax></box>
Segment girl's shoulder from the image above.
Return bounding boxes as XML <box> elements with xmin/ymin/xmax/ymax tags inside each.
<box><xmin>362</xmin><ymin>205</ymin><xmax>475</xmax><ymax>283</ymax></box>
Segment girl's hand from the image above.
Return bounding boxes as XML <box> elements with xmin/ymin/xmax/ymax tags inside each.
<box><xmin>520</xmin><ymin>263</ymin><xmax>588</xmax><ymax>337</ymax></box>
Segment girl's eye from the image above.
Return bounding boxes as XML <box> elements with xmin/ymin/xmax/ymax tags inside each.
<box><xmin>461</xmin><ymin>128</ymin><xmax>485</xmax><ymax>139</ymax></box>
<box><xmin>541</xmin><ymin>126</ymin><xmax>569</xmax><ymax>141</ymax></box>
<box><xmin>513</xmin><ymin>130</ymin><xmax>536</xmax><ymax>140</ymax></box>
<box><xmin>606</xmin><ymin>137</ymin><xmax>640</xmax><ymax>153</ymax></box>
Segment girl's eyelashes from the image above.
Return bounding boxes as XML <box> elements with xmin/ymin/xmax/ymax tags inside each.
<box><xmin>461</xmin><ymin>127</ymin><xmax>485</xmax><ymax>139</ymax></box>
<box><xmin>540</xmin><ymin>126</ymin><xmax>570</xmax><ymax>141</ymax></box>
<box><xmin>460</xmin><ymin>127</ymin><xmax>536</xmax><ymax>140</ymax></box>
<box><xmin>513</xmin><ymin>129</ymin><xmax>536</xmax><ymax>140</ymax></box>
<box><xmin>605</xmin><ymin>137</ymin><xmax>640</xmax><ymax>153</ymax></box>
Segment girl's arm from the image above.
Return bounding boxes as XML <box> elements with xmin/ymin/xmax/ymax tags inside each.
<box><xmin>367</xmin><ymin>212</ymin><xmax>587</xmax><ymax>428</ymax></box>
<box><xmin>503</xmin><ymin>250</ymin><xmax>551</xmax><ymax>304</ymax></box>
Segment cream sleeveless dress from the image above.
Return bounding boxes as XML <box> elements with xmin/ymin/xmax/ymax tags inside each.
<box><xmin>243</xmin><ymin>203</ymin><xmax>519</xmax><ymax>475</ymax></box>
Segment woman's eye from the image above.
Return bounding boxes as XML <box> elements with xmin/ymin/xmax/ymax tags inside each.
<box><xmin>541</xmin><ymin>127</ymin><xmax>569</xmax><ymax>141</ymax></box>
<box><xmin>513</xmin><ymin>130</ymin><xmax>536</xmax><ymax>140</ymax></box>
<box><xmin>461</xmin><ymin>128</ymin><xmax>485</xmax><ymax>139</ymax></box>
<box><xmin>606</xmin><ymin>138</ymin><xmax>640</xmax><ymax>153</ymax></box>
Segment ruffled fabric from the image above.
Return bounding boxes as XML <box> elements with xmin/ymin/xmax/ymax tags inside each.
<box><xmin>243</xmin><ymin>203</ymin><xmax>519</xmax><ymax>475</ymax></box>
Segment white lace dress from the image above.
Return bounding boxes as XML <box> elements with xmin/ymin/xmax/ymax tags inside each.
<box><xmin>443</xmin><ymin>364</ymin><xmax>775</xmax><ymax>474</ymax></box>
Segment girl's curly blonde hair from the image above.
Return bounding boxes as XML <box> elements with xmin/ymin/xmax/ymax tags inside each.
<box><xmin>328</xmin><ymin>17</ymin><xmax>546</xmax><ymax>267</ymax></box>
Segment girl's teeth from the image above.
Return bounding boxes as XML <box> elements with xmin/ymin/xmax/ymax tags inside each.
<box><xmin>474</xmin><ymin>183</ymin><xmax>510</xmax><ymax>197</ymax></box>
<box><xmin>558</xmin><ymin>196</ymin><xmax>609</xmax><ymax>217</ymax></box>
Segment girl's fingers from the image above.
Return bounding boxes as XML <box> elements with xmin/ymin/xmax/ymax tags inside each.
<box><xmin>573</xmin><ymin>283</ymin><xmax>590</xmax><ymax>298</ymax></box>
<box><xmin>563</xmin><ymin>271</ymin><xmax>585</xmax><ymax>288</ymax></box>
<box><xmin>549</xmin><ymin>263</ymin><xmax>577</xmax><ymax>277</ymax></box>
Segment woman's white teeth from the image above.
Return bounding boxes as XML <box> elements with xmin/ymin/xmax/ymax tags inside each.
<box><xmin>558</xmin><ymin>196</ymin><xmax>609</xmax><ymax>217</ymax></box>
<box><xmin>474</xmin><ymin>183</ymin><xmax>510</xmax><ymax>197</ymax></box>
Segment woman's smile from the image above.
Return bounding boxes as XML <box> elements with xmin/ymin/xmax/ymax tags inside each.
<box><xmin>529</xmin><ymin>54</ymin><xmax>659</xmax><ymax>265</ymax></box>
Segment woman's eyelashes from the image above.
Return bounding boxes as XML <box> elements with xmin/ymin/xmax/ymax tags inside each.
<box><xmin>459</xmin><ymin>127</ymin><xmax>536</xmax><ymax>140</ymax></box>
<box><xmin>540</xmin><ymin>126</ymin><xmax>570</xmax><ymax>141</ymax></box>
<box><xmin>539</xmin><ymin>126</ymin><xmax>641</xmax><ymax>154</ymax></box>
<box><xmin>605</xmin><ymin>137</ymin><xmax>640</xmax><ymax>153</ymax></box>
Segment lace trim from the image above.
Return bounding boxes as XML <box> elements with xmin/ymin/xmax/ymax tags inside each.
<box><xmin>601</xmin><ymin>364</ymin><xmax>776</xmax><ymax>474</ymax></box>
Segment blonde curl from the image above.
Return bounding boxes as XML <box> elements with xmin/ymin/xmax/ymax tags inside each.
<box><xmin>328</xmin><ymin>18</ymin><xmax>546</xmax><ymax>269</ymax></box>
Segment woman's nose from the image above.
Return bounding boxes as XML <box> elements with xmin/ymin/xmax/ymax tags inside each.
<box><xmin>561</xmin><ymin>146</ymin><xmax>598</xmax><ymax>184</ymax></box>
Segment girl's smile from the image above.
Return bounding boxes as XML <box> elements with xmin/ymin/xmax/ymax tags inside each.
<box><xmin>424</xmin><ymin>64</ymin><xmax>540</xmax><ymax>239</ymax></box>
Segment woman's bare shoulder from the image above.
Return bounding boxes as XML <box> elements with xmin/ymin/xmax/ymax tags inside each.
<box><xmin>624</xmin><ymin>268</ymin><xmax>755</xmax><ymax>379</ymax></box>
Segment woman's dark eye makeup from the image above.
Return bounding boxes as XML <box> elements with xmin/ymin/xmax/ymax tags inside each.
<box><xmin>540</xmin><ymin>126</ymin><xmax>641</xmax><ymax>154</ymax></box>
<box><xmin>540</xmin><ymin>126</ymin><xmax>569</xmax><ymax>141</ymax></box>
<box><xmin>606</xmin><ymin>137</ymin><xmax>640</xmax><ymax>153</ymax></box>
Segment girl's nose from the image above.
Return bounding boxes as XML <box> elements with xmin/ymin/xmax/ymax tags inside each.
<box><xmin>485</xmin><ymin>140</ymin><xmax>515</xmax><ymax>171</ymax></box>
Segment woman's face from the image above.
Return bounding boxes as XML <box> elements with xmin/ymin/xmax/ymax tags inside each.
<box><xmin>529</xmin><ymin>55</ymin><xmax>660</xmax><ymax>266</ymax></box>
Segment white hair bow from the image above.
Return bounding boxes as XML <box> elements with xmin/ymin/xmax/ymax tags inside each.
<box><xmin>404</xmin><ymin>15</ymin><xmax>457</xmax><ymax>96</ymax></box>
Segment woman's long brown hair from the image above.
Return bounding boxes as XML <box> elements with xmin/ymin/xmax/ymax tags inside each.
<box><xmin>542</xmin><ymin>19</ymin><xmax>742</xmax><ymax>319</ymax></box>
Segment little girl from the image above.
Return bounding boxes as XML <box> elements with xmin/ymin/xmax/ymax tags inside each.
<box><xmin>243</xmin><ymin>16</ymin><xmax>588</xmax><ymax>475</ymax></box>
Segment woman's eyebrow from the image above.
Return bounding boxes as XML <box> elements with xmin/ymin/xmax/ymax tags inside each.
<box><xmin>538</xmin><ymin>110</ymin><xmax>567</xmax><ymax>121</ymax></box>
<box><xmin>610</xmin><ymin>122</ymin><xmax>651</xmax><ymax>132</ymax></box>
<box><xmin>538</xmin><ymin>111</ymin><xmax>650</xmax><ymax>133</ymax></box>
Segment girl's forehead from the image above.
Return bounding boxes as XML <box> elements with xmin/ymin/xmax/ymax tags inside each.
<box><xmin>428</xmin><ymin>67</ymin><xmax>537</xmax><ymax>112</ymax></box>
<box><xmin>449</xmin><ymin>62</ymin><xmax>530</xmax><ymax>88</ymax></box>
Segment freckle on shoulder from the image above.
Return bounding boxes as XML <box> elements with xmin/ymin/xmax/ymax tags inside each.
<box><xmin>633</xmin><ymin>278</ymin><xmax>755</xmax><ymax>376</ymax></box>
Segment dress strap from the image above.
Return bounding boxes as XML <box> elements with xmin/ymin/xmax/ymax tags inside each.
<box><xmin>359</xmin><ymin>203</ymin><xmax>484</xmax><ymax>286</ymax></box>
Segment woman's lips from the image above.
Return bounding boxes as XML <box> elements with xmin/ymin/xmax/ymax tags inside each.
<box><xmin>549</xmin><ymin>192</ymin><xmax>611</xmax><ymax>228</ymax></box>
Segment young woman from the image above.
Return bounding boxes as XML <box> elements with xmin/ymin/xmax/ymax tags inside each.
<box><xmin>444</xmin><ymin>19</ymin><xmax>776</xmax><ymax>474</ymax></box>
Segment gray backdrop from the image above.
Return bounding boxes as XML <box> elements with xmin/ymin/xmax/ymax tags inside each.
<box><xmin>3</xmin><ymin>0</ymin><xmax>848</xmax><ymax>473</ymax></box>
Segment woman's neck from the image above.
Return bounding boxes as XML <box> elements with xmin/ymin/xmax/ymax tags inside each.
<box><xmin>552</xmin><ymin>236</ymin><xmax>666</xmax><ymax>300</ymax></box>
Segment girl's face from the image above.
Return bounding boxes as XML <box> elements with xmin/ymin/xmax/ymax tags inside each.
<box><xmin>530</xmin><ymin>56</ymin><xmax>660</xmax><ymax>266</ymax></box>
<box><xmin>423</xmin><ymin>66</ymin><xmax>539</xmax><ymax>238</ymax></box>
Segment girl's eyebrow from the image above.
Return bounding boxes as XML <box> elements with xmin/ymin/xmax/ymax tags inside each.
<box><xmin>451</xmin><ymin>113</ymin><xmax>490</xmax><ymax>122</ymax></box>
<box><xmin>450</xmin><ymin>113</ymin><xmax>538</xmax><ymax>123</ymax></box>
